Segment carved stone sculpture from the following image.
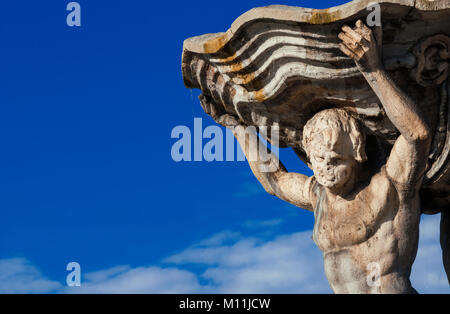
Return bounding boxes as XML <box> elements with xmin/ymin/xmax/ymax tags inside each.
<box><xmin>181</xmin><ymin>0</ymin><xmax>450</xmax><ymax>293</ymax></box>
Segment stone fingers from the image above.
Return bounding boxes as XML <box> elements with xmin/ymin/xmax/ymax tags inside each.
<box><xmin>339</xmin><ymin>43</ymin><xmax>359</xmax><ymax>60</ymax></box>
<box><xmin>341</xmin><ymin>23</ymin><xmax>371</xmax><ymax>48</ymax></box>
<box><xmin>341</xmin><ymin>25</ymin><xmax>363</xmax><ymax>42</ymax></box>
<box><xmin>338</xmin><ymin>32</ymin><xmax>364</xmax><ymax>61</ymax></box>
<box><xmin>355</xmin><ymin>19</ymin><xmax>372</xmax><ymax>41</ymax></box>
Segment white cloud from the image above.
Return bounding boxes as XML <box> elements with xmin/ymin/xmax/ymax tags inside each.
<box><xmin>83</xmin><ymin>265</ymin><xmax>130</xmax><ymax>283</ymax></box>
<box><xmin>243</xmin><ymin>218</ymin><xmax>284</xmax><ymax>229</ymax></box>
<box><xmin>1</xmin><ymin>215</ymin><xmax>449</xmax><ymax>294</ymax></box>
<box><xmin>410</xmin><ymin>214</ymin><xmax>450</xmax><ymax>293</ymax></box>
<box><xmin>165</xmin><ymin>230</ymin><xmax>331</xmax><ymax>293</ymax></box>
<box><xmin>68</xmin><ymin>266</ymin><xmax>203</xmax><ymax>294</ymax></box>
<box><xmin>196</xmin><ymin>230</ymin><xmax>242</xmax><ymax>247</ymax></box>
<box><xmin>200</xmin><ymin>232</ymin><xmax>331</xmax><ymax>293</ymax></box>
<box><xmin>0</xmin><ymin>258</ymin><xmax>62</xmax><ymax>293</ymax></box>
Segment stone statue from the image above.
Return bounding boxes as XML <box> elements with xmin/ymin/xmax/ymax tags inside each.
<box><xmin>182</xmin><ymin>0</ymin><xmax>450</xmax><ymax>293</ymax></box>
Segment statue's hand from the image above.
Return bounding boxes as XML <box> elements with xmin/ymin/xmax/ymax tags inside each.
<box><xmin>200</xmin><ymin>96</ymin><xmax>241</xmax><ymax>129</ymax></box>
<box><xmin>338</xmin><ymin>20</ymin><xmax>382</xmax><ymax>72</ymax></box>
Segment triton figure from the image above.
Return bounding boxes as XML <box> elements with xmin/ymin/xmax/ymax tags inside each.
<box><xmin>202</xmin><ymin>21</ymin><xmax>432</xmax><ymax>293</ymax></box>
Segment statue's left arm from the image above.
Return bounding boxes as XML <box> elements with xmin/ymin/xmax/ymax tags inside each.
<box><xmin>339</xmin><ymin>20</ymin><xmax>431</xmax><ymax>188</ymax></box>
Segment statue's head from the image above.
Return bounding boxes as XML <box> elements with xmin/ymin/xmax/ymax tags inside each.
<box><xmin>302</xmin><ymin>108</ymin><xmax>367</xmax><ymax>192</ymax></box>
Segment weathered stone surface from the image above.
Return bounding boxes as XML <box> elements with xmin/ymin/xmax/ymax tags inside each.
<box><xmin>182</xmin><ymin>0</ymin><xmax>450</xmax><ymax>293</ymax></box>
<box><xmin>182</xmin><ymin>0</ymin><xmax>450</xmax><ymax>214</ymax></box>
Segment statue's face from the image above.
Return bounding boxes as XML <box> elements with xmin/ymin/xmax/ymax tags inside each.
<box><xmin>308</xmin><ymin>131</ymin><xmax>357</xmax><ymax>192</ymax></box>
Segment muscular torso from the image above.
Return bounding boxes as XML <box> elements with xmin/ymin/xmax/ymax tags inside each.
<box><xmin>310</xmin><ymin>167</ymin><xmax>421</xmax><ymax>293</ymax></box>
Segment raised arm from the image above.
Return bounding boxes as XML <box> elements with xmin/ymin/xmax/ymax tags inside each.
<box><xmin>201</xmin><ymin>99</ymin><xmax>313</xmax><ymax>211</ymax></box>
<box><xmin>339</xmin><ymin>20</ymin><xmax>431</xmax><ymax>188</ymax></box>
<box><xmin>232</xmin><ymin>123</ymin><xmax>313</xmax><ymax>211</ymax></box>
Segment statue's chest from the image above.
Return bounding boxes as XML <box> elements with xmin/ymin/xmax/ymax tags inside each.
<box><xmin>313</xmin><ymin>193</ymin><xmax>369</xmax><ymax>251</ymax></box>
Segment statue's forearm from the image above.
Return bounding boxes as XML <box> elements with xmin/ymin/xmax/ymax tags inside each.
<box><xmin>362</xmin><ymin>69</ymin><xmax>430</xmax><ymax>142</ymax></box>
<box><xmin>232</xmin><ymin>125</ymin><xmax>287</xmax><ymax>195</ymax></box>
<box><xmin>339</xmin><ymin>20</ymin><xmax>429</xmax><ymax>142</ymax></box>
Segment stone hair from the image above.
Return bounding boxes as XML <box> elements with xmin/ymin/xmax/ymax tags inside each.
<box><xmin>302</xmin><ymin>108</ymin><xmax>367</xmax><ymax>163</ymax></box>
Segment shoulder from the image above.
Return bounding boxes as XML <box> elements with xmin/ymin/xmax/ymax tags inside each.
<box><xmin>365</xmin><ymin>166</ymin><xmax>398</xmax><ymax>207</ymax></box>
<box><xmin>368</xmin><ymin>166</ymin><xmax>394</xmax><ymax>194</ymax></box>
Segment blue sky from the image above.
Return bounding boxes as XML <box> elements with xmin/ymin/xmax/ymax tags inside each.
<box><xmin>0</xmin><ymin>0</ymin><xmax>448</xmax><ymax>293</ymax></box>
